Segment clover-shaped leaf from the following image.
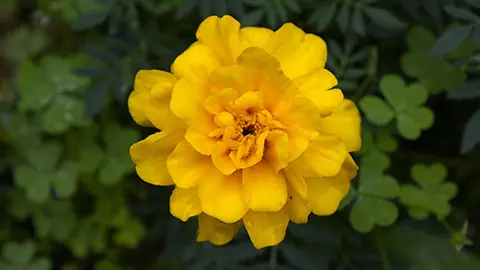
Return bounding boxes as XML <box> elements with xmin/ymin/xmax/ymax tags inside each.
<box><xmin>113</xmin><ymin>218</ymin><xmax>146</xmax><ymax>248</ymax></box>
<box><xmin>401</xmin><ymin>26</ymin><xmax>467</xmax><ymax>94</ymax></box>
<box><xmin>99</xmin><ymin>123</ymin><xmax>139</xmax><ymax>185</ymax></box>
<box><xmin>33</xmin><ymin>200</ymin><xmax>77</xmax><ymax>242</ymax></box>
<box><xmin>67</xmin><ymin>221</ymin><xmax>107</xmax><ymax>258</ymax></box>
<box><xmin>349</xmin><ymin>147</ymin><xmax>400</xmax><ymax>233</ymax></box>
<box><xmin>14</xmin><ymin>141</ymin><xmax>80</xmax><ymax>203</ymax></box>
<box><xmin>78</xmin><ymin>124</ymin><xmax>105</xmax><ymax>173</ymax></box>
<box><xmin>400</xmin><ymin>163</ymin><xmax>458</xmax><ymax>220</ymax></box>
<box><xmin>360</xmin><ymin>75</ymin><xmax>434</xmax><ymax>140</ymax></box>
<box><xmin>0</xmin><ymin>241</ymin><xmax>51</xmax><ymax>270</ymax></box>
<box><xmin>16</xmin><ymin>56</ymin><xmax>90</xmax><ymax>134</ymax></box>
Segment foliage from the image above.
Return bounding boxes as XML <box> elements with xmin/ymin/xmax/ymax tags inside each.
<box><xmin>0</xmin><ymin>0</ymin><xmax>479</xmax><ymax>269</ymax></box>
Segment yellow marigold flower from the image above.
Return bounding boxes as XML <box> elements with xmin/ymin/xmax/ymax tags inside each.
<box><xmin>128</xmin><ymin>15</ymin><xmax>361</xmax><ymax>249</ymax></box>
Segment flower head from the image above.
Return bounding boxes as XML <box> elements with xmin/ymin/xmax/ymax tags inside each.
<box><xmin>129</xmin><ymin>15</ymin><xmax>361</xmax><ymax>249</ymax></box>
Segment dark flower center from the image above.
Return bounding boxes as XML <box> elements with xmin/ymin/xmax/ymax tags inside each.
<box><xmin>242</xmin><ymin>125</ymin><xmax>256</xmax><ymax>136</ymax></box>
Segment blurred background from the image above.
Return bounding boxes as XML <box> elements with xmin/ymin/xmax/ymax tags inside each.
<box><xmin>1</xmin><ymin>0</ymin><xmax>480</xmax><ymax>269</ymax></box>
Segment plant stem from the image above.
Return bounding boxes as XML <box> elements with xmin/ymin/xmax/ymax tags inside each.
<box><xmin>376</xmin><ymin>234</ymin><xmax>392</xmax><ymax>270</ymax></box>
<box><xmin>269</xmin><ymin>246</ymin><xmax>278</xmax><ymax>270</ymax></box>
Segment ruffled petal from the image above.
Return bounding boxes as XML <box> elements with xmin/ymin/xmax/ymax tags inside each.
<box><xmin>280</xmin><ymin>34</ymin><xmax>327</xmax><ymax>79</ymax></box>
<box><xmin>170</xmin><ymin>187</ymin><xmax>202</xmax><ymax>222</ymax></box>
<box><xmin>196</xmin><ymin>15</ymin><xmax>245</xmax><ymax>65</ymax></box>
<box><xmin>171</xmin><ymin>42</ymin><xmax>221</xmax><ymax>82</ymax></box>
<box><xmin>259</xmin><ymin>73</ymin><xmax>297</xmax><ymax>116</ymax></box>
<box><xmin>170</xmin><ymin>78</ymin><xmax>215</xmax><ymax>128</ymax></box>
<box><xmin>198</xmin><ymin>170</ymin><xmax>248</xmax><ymax>223</ymax></box>
<box><xmin>243</xmin><ymin>210</ymin><xmax>289</xmax><ymax>249</ymax></box>
<box><xmin>211</xmin><ymin>141</ymin><xmax>237</xmax><ymax>175</ymax></box>
<box><xmin>276</xmin><ymin>97</ymin><xmax>321</xmax><ymax>161</ymax></box>
<box><xmin>264</xmin><ymin>130</ymin><xmax>289</xmax><ymax>172</ymax></box>
<box><xmin>291</xmin><ymin>133</ymin><xmax>348</xmax><ymax>177</ymax></box>
<box><xmin>321</xmin><ymin>99</ymin><xmax>362</xmax><ymax>152</ymax></box>
<box><xmin>129</xmin><ymin>70</ymin><xmax>177</xmax><ymax>127</ymax></box>
<box><xmin>185</xmin><ymin>126</ymin><xmax>217</xmax><ymax>155</ymax></box>
<box><xmin>240</xmin><ymin>27</ymin><xmax>273</xmax><ymax>48</ymax></box>
<box><xmin>197</xmin><ymin>214</ymin><xmax>241</xmax><ymax>245</ymax></box>
<box><xmin>166</xmin><ymin>140</ymin><xmax>211</xmax><ymax>188</ymax></box>
<box><xmin>284</xmin><ymin>182</ymin><xmax>311</xmax><ymax>224</ymax></box>
<box><xmin>305</xmin><ymin>157</ymin><xmax>356</xmax><ymax>216</ymax></box>
<box><xmin>208</xmin><ymin>66</ymin><xmax>253</xmax><ymax>95</ymax></box>
<box><xmin>242</xmin><ymin>160</ymin><xmax>287</xmax><ymax>212</ymax></box>
<box><xmin>283</xmin><ymin>165</ymin><xmax>307</xmax><ymax>199</ymax></box>
<box><xmin>130</xmin><ymin>131</ymin><xmax>183</xmax><ymax>186</ymax></box>
<box><xmin>294</xmin><ymin>69</ymin><xmax>343</xmax><ymax>116</ymax></box>
<box><xmin>236</xmin><ymin>47</ymin><xmax>282</xmax><ymax>89</ymax></box>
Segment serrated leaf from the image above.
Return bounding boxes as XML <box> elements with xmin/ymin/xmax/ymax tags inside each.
<box><xmin>280</xmin><ymin>243</ymin><xmax>316</xmax><ymax>270</ymax></box>
<box><xmin>428</xmin><ymin>25</ymin><xmax>473</xmax><ymax>56</ymax></box>
<box><xmin>443</xmin><ymin>6</ymin><xmax>480</xmax><ymax>21</ymax></box>
<box><xmin>240</xmin><ymin>9</ymin><xmax>264</xmax><ymax>26</ymax></box>
<box><xmin>467</xmin><ymin>0</ymin><xmax>480</xmax><ymax>9</ymax></box>
<box><xmin>461</xmin><ymin>107</ymin><xmax>480</xmax><ymax>153</ymax></box>
<box><xmin>363</xmin><ymin>7</ymin><xmax>406</xmax><ymax>29</ymax></box>
<box><xmin>85</xmin><ymin>79</ymin><xmax>109</xmax><ymax>117</ymax></box>
<box><xmin>359</xmin><ymin>96</ymin><xmax>395</xmax><ymax>125</ymax></box>
<box><xmin>308</xmin><ymin>4</ymin><xmax>337</xmax><ymax>32</ymax></box>
<box><xmin>336</xmin><ymin>4</ymin><xmax>350</xmax><ymax>33</ymax></box>
<box><xmin>352</xmin><ymin>7</ymin><xmax>365</xmax><ymax>36</ymax></box>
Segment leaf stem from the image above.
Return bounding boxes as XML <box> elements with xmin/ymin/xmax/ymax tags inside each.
<box><xmin>269</xmin><ymin>246</ymin><xmax>278</xmax><ymax>270</ymax></box>
<box><xmin>375</xmin><ymin>233</ymin><xmax>392</xmax><ymax>270</ymax></box>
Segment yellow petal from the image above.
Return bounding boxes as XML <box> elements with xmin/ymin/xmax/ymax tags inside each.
<box><xmin>197</xmin><ymin>214</ymin><xmax>241</xmax><ymax>245</ymax></box>
<box><xmin>171</xmin><ymin>42</ymin><xmax>221</xmax><ymax>82</ymax></box>
<box><xmin>243</xmin><ymin>210</ymin><xmax>289</xmax><ymax>249</ymax></box>
<box><xmin>166</xmin><ymin>140</ymin><xmax>211</xmax><ymax>188</ymax></box>
<box><xmin>185</xmin><ymin>126</ymin><xmax>217</xmax><ymax>155</ymax></box>
<box><xmin>242</xmin><ymin>160</ymin><xmax>287</xmax><ymax>212</ymax></box>
<box><xmin>208</xmin><ymin>66</ymin><xmax>253</xmax><ymax>95</ymax></box>
<box><xmin>236</xmin><ymin>47</ymin><xmax>282</xmax><ymax>89</ymax></box>
<box><xmin>283</xmin><ymin>166</ymin><xmax>307</xmax><ymax>199</ymax></box>
<box><xmin>284</xmin><ymin>182</ymin><xmax>311</xmax><ymax>224</ymax></box>
<box><xmin>170</xmin><ymin>187</ymin><xmax>202</xmax><ymax>222</ymax></box>
<box><xmin>264</xmin><ymin>130</ymin><xmax>289</xmax><ymax>172</ymax></box>
<box><xmin>305</xmin><ymin>159</ymin><xmax>353</xmax><ymax>216</ymax></box>
<box><xmin>128</xmin><ymin>90</ymin><xmax>152</xmax><ymax>127</ymax></box>
<box><xmin>204</xmin><ymin>88</ymin><xmax>238</xmax><ymax>114</ymax></box>
<box><xmin>276</xmin><ymin>97</ymin><xmax>321</xmax><ymax>161</ymax></box>
<box><xmin>129</xmin><ymin>70</ymin><xmax>177</xmax><ymax>127</ymax></box>
<box><xmin>233</xmin><ymin>91</ymin><xmax>264</xmax><ymax>113</ymax></box>
<box><xmin>240</xmin><ymin>27</ymin><xmax>273</xmax><ymax>48</ymax></box>
<box><xmin>130</xmin><ymin>131</ymin><xmax>183</xmax><ymax>186</ymax></box>
<box><xmin>292</xmin><ymin>133</ymin><xmax>348</xmax><ymax>177</ymax></box>
<box><xmin>259</xmin><ymin>73</ymin><xmax>297</xmax><ymax>116</ymax></box>
<box><xmin>211</xmin><ymin>141</ymin><xmax>236</xmax><ymax>175</ymax></box>
<box><xmin>280</xmin><ymin>34</ymin><xmax>328</xmax><ymax>79</ymax></box>
<box><xmin>264</xmin><ymin>23</ymin><xmax>305</xmax><ymax>63</ymax></box>
<box><xmin>294</xmin><ymin>69</ymin><xmax>343</xmax><ymax>116</ymax></box>
<box><xmin>170</xmin><ymin>78</ymin><xmax>214</xmax><ymax>128</ymax></box>
<box><xmin>196</xmin><ymin>15</ymin><xmax>244</xmax><ymax>65</ymax></box>
<box><xmin>343</xmin><ymin>154</ymin><xmax>359</xmax><ymax>180</ymax></box>
<box><xmin>198</xmin><ymin>170</ymin><xmax>248</xmax><ymax>223</ymax></box>
<box><xmin>321</xmin><ymin>99</ymin><xmax>362</xmax><ymax>152</ymax></box>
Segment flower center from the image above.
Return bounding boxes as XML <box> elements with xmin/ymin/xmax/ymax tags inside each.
<box><xmin>242</xmin><ymin>125</ymin><xmax>255</xmax><ymax>136</ymax></box>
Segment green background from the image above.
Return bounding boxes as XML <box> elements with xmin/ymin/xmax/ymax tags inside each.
<box><xmin>1</xmin><ymin>0</ymin><xmax>480</xmax><ymax>269</ymax></box>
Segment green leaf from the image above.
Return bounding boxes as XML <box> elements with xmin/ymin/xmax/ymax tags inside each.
<box><xmin>359</xmin><ymin>96</ymin><xmax>395</xmax><ymax>125</ymax></box>
<box><xmin>24</xmin><ymin>141</ymin><xmax>62</xmax><ymax>171</ymax></box>
<box><xmin>448</xmin><ymin>79</ymin><xmax>480</xmax><ymax>100</ymax></box>
<box><xmin>376</xmin><ymin>129</ymin><xmax>398</xmax><ymax>152</ymax></box>
<box><xmin>443</xmin><ymin>6</ymin><xmax>480</xmax><ymax>21</ymax></box>
<box><xmin>51</xmin><ymin>162</ymin><xmax>79</xmax><ymax>198</ymax></box>
<box><xmin>1</xmin><ymin>27</ymin><xmax>48</xmax><ymax>62</ymax></box>
<box><xmin>349</xmin><ymin>195</ymin><xmax>398</xmax><ymax>233</ymax></box>
<box><xmin>78</xmin><ymin>139</ymin><xmax>105</xmax><ymax>173</ymax></box>
<box><xmin>113</xmin><ymin>218</ymin><xmax>146</xmax><ymax>248</ymax></box>
<box><xmin>336</xmin><ymin>4</ymin><xmax>350</xmax><ymax>33</ymax></box>
<box><xmin>16</xmin><ymin>60</ymin><xmax>56</xmax><ymax>111</ymax></box>
<box><xmin>397</xmin><ymin>107</ymin><xmax>434</xmax><ymax>140</ymax></box>
<box><xmin>26</xmin><ymin>258</ymin><xmax>50</xmax><ymax>270</ymax></box>
<box><xmin>405</xmin><ymin>26</ymin><xmax>436</xmax><ymax>51</ymax></box>
<box><xmin>308</xmin><ymin>4</ymin><xmax>337</xmax><ymax>32</ymax></box>
<box><xmin>175</xmin><ymin>0</ymin><xmax>198</xmax><ymax>19</ymax></box>
<box><xmin>363</xmin><ymin>7</ymin><xmax>406</xmax><ymax>29</ymax></box>
<box><xmin>352</xmin><ymin>7</ymin><xmax>365</xmax><ymax>36</ymax></box>
<box><xmin>14</xmin><ymin>167</ymin><xmax>51</xmax><ymax>203</ymax></box>
<box><xmin>240</xmin><ymin>9</ymin><xmax>264</xmax><ymax>26</ymax></box>
<box><xmin>461</xmin><ymin>107</ymin><xmax>480</xmax><ymax>153</ymax></box>
<box><xmin>2</xmin><ymin>241</ymin><xmax>35</xmax><ymax>264</ymax></box>
<box><xmin>400</xmin><ymin>163</ymin><xmax>458</xmax><ymax>220</ymax></box>
<box><xmin>41</xmin><ymin>56</ymin><xmax>88</xmax><ymax>93</ymax></box>
<box><xmin>428</xmin><ymin>25</ymin><xmax>473</xmax><ymax>56</ymax></box>
<box><xmin>43</xmin><ymin>95</ymin><xmax>89</xmax><ymax>134</ymax></box>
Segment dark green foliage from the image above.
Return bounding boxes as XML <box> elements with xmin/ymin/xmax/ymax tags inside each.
<box><xmin>0</xmin><ymin>0</ymin><xmax>480</xmax><ymax>269</ymax></box>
